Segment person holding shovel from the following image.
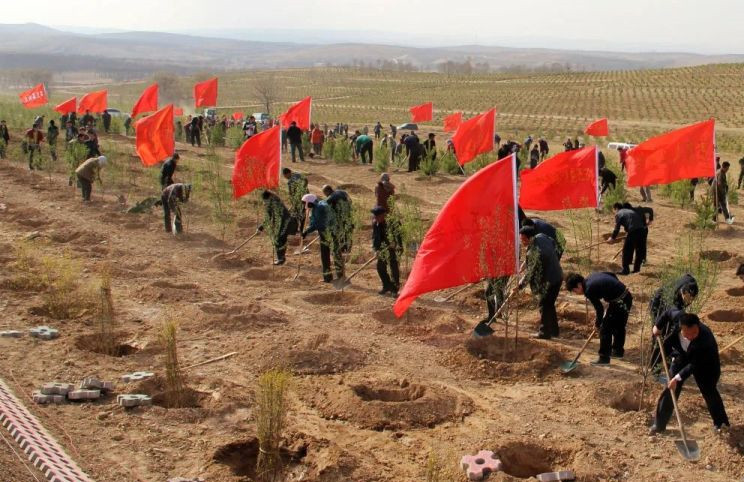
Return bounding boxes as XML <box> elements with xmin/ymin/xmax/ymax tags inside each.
<box><xmin>75</xmin><ymin>155</ymin><xmax>107</xmax><ymax>202</ymax></box>
<box><xmin>257</xmin><ymin>190</ymin><xmax>297</xmax><ymax>265</ymax></box>
<box><xmin>513</xmin><ymin>225</ymin><xmax>563</xmax><ymax>340</ymax></box>
<box><xmin>323</xmin><ymin>185</ymin><xmax>353</xmax><ymax>256</ymax></box>
<box><xmin>160</xmin><ymin>153</ymin><xmax>180</xmax><ymax>188</ymax></box>
<box><xmin>565</xmin><ymin>272</ymin><xmax>632</xmax><ymax>365</ymax></box>
<box><xmin>301</xmin><ymin>194</ymin><xmax>339</xmax><ymax>283</ymax></box>
<box><xmin>283</xmin><ymin>167</ymin><xmax>309</xmax><ymax>232</ymax></box>
<box><xmin>649</xmin><ymin>313</ymin><xmax>730</xmax><ymax>435</ymax></box>
<box><xmin>623</xmin><ymin>202</ymin><xmax>653</xmax><ymax>266</ymax></box>
<box><xmin>611</xmin><ymin>202</ymin><xmax>645</xmax><ymax>275</ymax></box>
<box><xmin>648</xmin><ymin>274</ymin><xmax>698</xmax><ymax>373</ymax></box>
<box><xmin>372</xmin><ymin>206</ymin><xmax>401</xmax><ymax>296</ymax></box>
<box><xmin>521</xmin><ymin>217</ymin><xmax>563</xmax><ymax>259</ymax></box>
<box><xmin>161</xmin><ymin>183</ymin><xmax>192</xmax><ymax>234</ymax></box>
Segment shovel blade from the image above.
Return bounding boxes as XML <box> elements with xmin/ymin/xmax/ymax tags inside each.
<box><xmin>674</xmin><ymin>439</ymin><xmax>700</xmax><ymax>461</ymax></box>
<box><xmin>472</xmin><ymin>321</ymin><xmax>495</xmax><ymax>338</ymax></box>
<box><xmin>560</xmin><ymin>361</ymin><xmax>579</xmax><ymax>374</ymax></box>
<box><xmin>333</xmin><ymin>278</ymin><xmax>351</xmax><ymax>290</ymax></box>
<box><xmin>434</xmin><ymin>296</ymin><xmax>448</xmax><ymax>303</ymax></box>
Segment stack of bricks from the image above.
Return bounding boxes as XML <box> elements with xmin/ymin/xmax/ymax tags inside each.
<box><xmin>32</xmin><ymin>377</ymin><xmax>116</xmax><ymax>404</ymax></box>
<box><xmin>120</xmin><ymin>371</ymin><xmax>154</xmax><ymax>383</ymax></box>
<box><xmin>29</xmin><ymin>326</ymin><xmax>59</xmax><ymax>340</ymax></box>
<box><xmin>0</xmin><ymin>330</ymin><xmax>24</xmax><ymax>338</ymax></box>
<box><xmin>32</xmin><ymin>383</ymin><xmax>74</xmax><ymax>405</ymax></box>
<box><xmin>116</xmin><ymin>394</ymin><xmax>152</xmax><ymax>408</ymax></box>
<box><xmin>168</xmin><ymin>477</ymin><xmax>205</xmax><ymax>482</ymax></box>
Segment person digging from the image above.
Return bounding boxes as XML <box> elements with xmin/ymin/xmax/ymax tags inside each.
<box><xmin>565</xmin><ymin>272</ymin><xmax>632</xmax><ymax>365</ymax></box>
<box><xmin>521</xmin><ymin>217</ymin><xmax>563</xmax><ymax>259</ymax></box>
<box><xmin>160</xmin><ymin>152</ymin><xmax>180</xmax><ymax>188</ymax></box>
<box><xmin>75</xmin><ymin>155</ymin><xmax>107</xmax><ymax>202</ymax></box>
<box><xmin>323</xmin><ymin>184</ymin><xmax>353</xmax><ymax>257</ymax></box>
<box><xmin>649</xmin><ymin>313</ymin><xmax>730</xmax><ymax>435</ymax></box>
<box><xmin>283</xmin><ymin>167</ymin><xmax>309</xmax><ymax>232</ymax></box>
<box><xmin>648</xmin><ymin>274</ymin><xmax>698</xmax><ymax>373</ymax></box>
<box><xmin>512</xmin><ymin>225</ymin><xmax>563</xmax><ymax>340</ymax></box>
<box><xmin>301</xmin><ymin>194</ymin><xmax>340</xmax><ymax>283</ymax></box>
<box><xmin>610</xmin><ymin>202</ymin><xmax>646</xmax><ymax>275</ymax></box>
<box><xmin>371</xmin><ymin>206</ymin><xmax>401</xmax><ymax>296</ymax></box>
<box><xmin>257</xmin><ymin>190</ymin><xmax>298</xmax><ymax>265</ymax></box>
<box><xmin>161</xmin><ymin>183</ymin><xmax>192</xmax><ymax>234</ymax></box>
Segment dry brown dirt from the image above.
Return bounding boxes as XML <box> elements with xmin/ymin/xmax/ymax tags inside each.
<box><xmin>0</xmin><ymin>135</ymin><xmax>743</xmax><ymax>481</ymax></box>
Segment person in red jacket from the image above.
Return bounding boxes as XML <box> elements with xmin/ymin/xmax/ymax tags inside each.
<box><xmin>25</xmin><ymin>125</ymin><xmax>44</xmax><ymax>170</ymax></box>
<box><xmin>311</xmin><ymin>125</ymin><xmax>324</xmax><ymax>156</ymax></box>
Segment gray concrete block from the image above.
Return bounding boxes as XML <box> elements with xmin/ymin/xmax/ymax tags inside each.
<box><xmin>67</xmin><ymin>389</ymin><xmax>101</xmax><ymax>401</ymax></box>
<box><xmin>32</xmin><ymin>391</ymin><xmax>66</xmax><ymax>405</ymax></box>
<box><xmin>79</xmin><ymin>377</ymin><xmax>114</xmax><ymax>392</ymax></box>
<box><xmin>40</xmin><ymin>383</ymin><xmax>75</xmax><ymax>396</ymax></box>
<box><xmin>29</xmin><ymin>326</ymin><xmax>59</xmax><ymax>340</ymax></box>
<box><xmin>0</xmin><ymin>330</ymin><xmax>24</xmax><ymax>338</ymax></box>
<box><xmin>120</xmin><ymin>371</ymin><xmax>154</xmax><ymax>383</ymax></box>
<box><xmin>116</xmin><ymin>394</ymin><xmax>152</xmax><ymax>408</ymax></box>
<box><xmin>168</xmin><ymin>478</ymin><xmax>205</xmax><ymax>482</ymax></box>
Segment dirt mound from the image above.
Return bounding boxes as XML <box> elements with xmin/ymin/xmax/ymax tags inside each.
<box><xmin>141</xmin><ymin>279</ymin><xmax>203</xmax><ymax>302</ymax></box>
<box><xmin>372</xmin><ymin>307</ymin><xmax>469</xmax><ymax>347</ymax></box>
<box><xmin>336</xmin><ymin>183</ymin><xmax>372</xmax><ymax>194</ymax></box>
<box><xmin>241</xmin><ymin>267</ymin><xmax>274</xmax><ymax>281</ymax></box>
<box><xmin>198</xmin><ymin>302</ymin><xmax>287</xmax><ymax>330</ymax></box>
<box><xmin>75</xmin><ymin>333</ymin><xmax>139</xmax><ymax>357</ymax></box>
<box><xmin>305</xmin><ymin>377</ymin><xmax>473</xmax><ymax>431</ymax></box>
<box><xmin>303</xmin><ymin>291</ymin><xmax>372</xmax><ymax>311</ymax></box>
<box><xmin>706</xmin><ymin>309</ymin><xmax>744</xmax><ymax>323</ymax></box>
<box><xmin>726</xmin><ymin>287</ymin><xmax>744</xmax><ymax>297</ymax></box>
<box><xmin>152</xmin><ymin>387</ymin><xmax>208</xmax><ymax>409</ymax></box>
<box><xmin>559</xmin><ymin>321</ymin><xmax>594</xmax><ymax>340</ymax></box>
<box><xmin>263</xmin><ymin>336</ymin><xmax>366</xmax><ymax>375</ymax></box>
<box><xmin>701</xmin><ymin>250</ymin><xmax>734</xmax><ymax>262</ymax></box>
<box><xmin>495</xmin><ymin>441</ymin><xmax>572</xmax><ymax>479</ymax></box>
<box><xmin>558</xmin><ymin>305</ymin><xmax>588</xmax><ymax>324</ymax></box>
<box><xmin>443</xmin><ymin>337</ymin><xmax>565</xmax><ymax>382</ymax></box>
<box><xmin>721</xmin><ymin>346</ymin><xmax>744</xmax><ymax>365</ymax></box>
<box><xmin>205</xmin><ymin>252</ymin><xmax>256</xmax><ymax>269</ymax></box>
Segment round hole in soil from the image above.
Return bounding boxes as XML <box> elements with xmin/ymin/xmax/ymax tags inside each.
<box><xmin>466</xmin><ymin>337</ymin><xmax>546</xmax><ymax>363</ymax></box>
<box><xmin>74</xmin><ymin>334</ymin><xmax>139</xmax><ymax>357</ymax></box>
<box><xmin>212</xmin><ymin>437</ymin><xmax>306</xmax><ymax>478</ymax></box>
<box><xmin>609</xmin><ymin>391</ymin><xmax>641</xmax><ymax>412</ymax></box>
<box><xmin>726</xmin><ymin>287</ymin><xmax>744</xmax><ymax>297</ymax></box>
<box><xmin>701</xmin><ymin>250</ymin><xmax>733</xmax><ymax>262</ymax></box>
<box><xmin>352</xmin><ymin>383</ymin><xmax>425</xmax><ymax>403</ymax></box>
<box><xmin>151</xmin><ymin>388</ymin><xmax>205</xmax><ymax>409</ymax></box>
<box><xmin>707</xmin><ymin>309</ymin><xmax>744</xmax><ymax>323</ymax></box>
<box><xmin>497</xmin><ymin>442</ymin><xmax>555</xmax><ymax>479</ymax></box>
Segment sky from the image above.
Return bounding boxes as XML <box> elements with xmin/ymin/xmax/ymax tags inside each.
<box><xmin>3</xmin><ymin>0</ymin><xmax>743</xmax><ymax>54</ymax></box>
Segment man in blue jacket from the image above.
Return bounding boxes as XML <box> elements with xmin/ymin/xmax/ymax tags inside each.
<box><xmin>301</xmin><ymin>194</ymin><xmax>340</xmax><ymax>282</ymax></box>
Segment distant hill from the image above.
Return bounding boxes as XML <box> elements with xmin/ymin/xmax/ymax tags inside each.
<box><xmin>2</xmin><ymin>23</ymin><xmax>744</xmax><ymax>80</ymax></box>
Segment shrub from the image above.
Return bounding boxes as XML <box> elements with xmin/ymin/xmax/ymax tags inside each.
<box><xmin>159</xmin><ymin>319</ymin><xmax>187</xmax><ymax>408</ymax></box>
<box><xmin>332</xmin><ymin>138</ymin><xmax>353</xmax><ymax>164</ymax></box>
<box><xmin>225</xmin><ymin>126</ymin><xmax>244</xmax><ymax>149</ymax></box>
<box><xmin>602</xmin><ymin>161</ymin><xmax>627</xmax><ymax>213</ymax></box>
<box><xmin>727</xmin><ymin>173</ymin><xmax>739</xmax><ymax>205</ymax></box>
<box><xmin>255</xmin><ymin>368</ymin><xmax>292</xmax><ymax>482</ymax></box>
<box><xmin>95</xmin><ymin>266</ymin><xmax>118</xmax><ymax>356</ymax></box>
<box><xmin>6</xmin><ymin>241</ymin><xmax>44</xmax><ymax>290</ymax></box>
<box><xmin>203</xmin><ymin>147</ymin><xmax>235</xmax><ymax>241</ymax></box>
<box><xmin>208</xmin><ymin>123</ymin><xmax>226</xmax><ymax>147</ymax></box>
<box><xmin>420</xmin><ymin>149</ymin><xmax>440</xmax><ymax>177</ymax></box>
<box><xmin>39</xmin><ymin>254</ymin><xmax>87</xmax><ymax>319</ymax></box>
<box><xmin>373</xmin><ymin>143</ymin><xmax>390</xmax><ymax>173</ymax></box>
<box><xmin>322</xmin><ymin>138</ymin><xmax>336</xmax><ymax>159</ymax></box>
<box><xmin>658</xmin><ymin>231</ymin><xmax>718</xmax><ymax>315</ymax></box>
<box><xmin>693</xmin><ymin>195</ymin><xmax>716</xmax><ymax>230</ymax></box>
<box><xmin>659</xmin><ymin>180</ymin><xmax>693</xmax><ymax>208</ymax></box>
<box><xmin>440</xmin><ymin>151</ymin><xmax>461</xmax><ymax>175</ymax></box>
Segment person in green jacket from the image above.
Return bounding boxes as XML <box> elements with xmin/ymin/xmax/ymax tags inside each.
<box><xmin>355</xmin><ymin>131</ymin><xmax>373</xmax><ymax>164</ymax></box>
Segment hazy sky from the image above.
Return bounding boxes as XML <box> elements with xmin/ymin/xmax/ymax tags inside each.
<box><xmin>4</xmin><ymin>0</ymin><xmax>742</xmax><ymax>54</ymax></box>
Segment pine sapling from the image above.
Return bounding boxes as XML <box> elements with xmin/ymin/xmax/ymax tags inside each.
<box><xmin>255</xmin><ymin>368</ymin><xmax>292</xmax><ymax>482</ymax></box>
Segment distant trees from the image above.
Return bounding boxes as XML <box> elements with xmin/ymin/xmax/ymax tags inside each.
<box><xmin>253</xmin><ymin>74</ymin><xmax>282</xmax><ymax>115</ymax></box>
<box><xmin>152</xmin><ymin>71</ymin><xmax>189</xmax><ymax>105</ymax></box>
<box><xmin>0</xmin><ymin>69</ymin><xmax>52</xmax><ymax>90</ymax></box>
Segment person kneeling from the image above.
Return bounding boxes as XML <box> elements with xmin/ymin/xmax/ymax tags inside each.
<box><xmin>162</xmin><ymin>183</ymin><xmax>192</xmax><ymax>234</ymax></box>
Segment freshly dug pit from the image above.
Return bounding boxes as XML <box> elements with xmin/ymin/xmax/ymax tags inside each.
<box><xmin>152</xmin><ymin>387</ymin><xmax>206</xmax><ymax>409</ymax></box>
<box><xmin>303</xmin><ymin>292</ymin><xmax>370</xmax><ymax>311</ymax></box>
<box><xmin>75</xmin><ymin>333</ymin><xmax>139</xmax><ymax>357</ymax></box>
<box><xmin>701</xmin><ymin>250</ymin><xmax>734</xmax><ymax>262</ymax></box>
<box><xmin>241</xmin><ymin>268</ymin><xmax>273</xmax><ymax>281</ymax></box>
<box><xmin>559</xmin><ymin>307</ymin><xmax>588</xmax><ymax>324</ymax></box>
<box><xmin>212</xmin><ymin>437</ymin><xmax>308</xmax><ymax>479</ymax></box>
<box><xmin>336</xmin><ymin>183</ymin><xmax>372</xmax><ymax>194</ymax></box>
<box><xmin>305</xmin><ymin>378</ymin><xmax>473</xmax><ymax>431</ymax></box>
<box><xmin>285</xmin><ymin>348</ymin><xmax>365</xmax><ymax>375</ymax></box>
<box><xmin>496</xmin><ymin>442</ymin><xmax>563</xmax><ymax>479</ymax></box>
<box><xmin>706</xmin><ymin>310</ymin><xmax>744</xmax><ymax>323</ymax></box>
<box><xmin>594</xmin><ymin>383</ymin><xmax>646</xmax><ymax>412</ymax></box>
<box><xmin>726</xmin><ymin>287</ymin><xmax>744</xmax><ymax>297</ymax></box>
<box><xmin>199</xmin><ymin>302</ymin><xmax>287</xmax><ymax>330</ymax></box>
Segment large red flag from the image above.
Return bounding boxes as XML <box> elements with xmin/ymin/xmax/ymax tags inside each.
<box><xmin>443</xmin><ymin>111</ymin><xmax>463</xmax><ymax>132</ymax></box>
<box><xmin>54</xmin><ymin>97</ymin><xmax>76</xmax><ymax>115</ymax></box>
<box><xmin>278</xmin><ymin>97</ymin><xmax>312</xmax><ymax>131</ymax></box>
<box><xmin>232</xmin><ymin>112</ymin><xmax>244</xmax><ymax>121</ymax></box>
<box><xmin>135</xmin><ymin>104</ymin><xmax>174</xmax><ymax>167</ymax></box>
<box><xmin>584</xmin><ymin>118</ymin><xmax>609</xmax><ymax>137</ymax></box>
<box><xmin>393</xmin><ymin>154</ymin><xmax>519</xmax><ymax>317</ymax></box>
<box><xmin>77</xmin><ymin>90</ymin><xmax>107</xmax><ymax>114</ymax></box>
<box><xmin>131</xmin><ymin>83</ymin><xmax>158</xmax><ymax>118</ymax></box>
<box><xmin>193</xmin><ymin>77</ymin><xmax>218</xmax><ymax>108</ymax></box>
<box><xmin>409</xmin><ymin>102</ymin><xmax>433</xmax><ymax>123</ymax></box>
<box><xmin>174</xmin><ymin>107</ymin><xmax>184</xmax><ymax>116</ymax></box>
<box><xmin>626</xmin><ymin>119</ymin><xmax>715</xmax><ymax>187</ymax></box>
<box><xmin>232</xmin><ymin>125</ymin><xmax>281</xmax><ymax>199</ymax></box>
<box><xmin>451</xmin><ymin>108</ymin><xmax>496</xmax><ymax>166</ymax></box>
<box><xmin>19</xmin><ymin>84</ymin><xmax>48</xmax><ymax>109</ymax></box>
<box><xmin>519</xmin><ymin>146</ymin><xmax>599</xmax><ymax>210</ymax></box>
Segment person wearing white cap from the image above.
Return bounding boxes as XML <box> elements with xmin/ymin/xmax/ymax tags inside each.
<box><xmin>301</xmin><ymin>193</ymin><xmax>338</xmax><ymax>283</ymax></box>
<box><xmin>74</xmin><ymin>155</ymin><xmax>107</xmax><ymax>201</ymax></box>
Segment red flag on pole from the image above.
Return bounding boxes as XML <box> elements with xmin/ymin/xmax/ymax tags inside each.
<box><xmin>393</xmin><ymin>154</ymin><xmax>519</xmax><ymax>317</ymax></box>
<box><xmin>54</xmin><ymin>97</ymin><xmax>76</xmax><ymax>115</ymax></box>
<box><xmin>626</xmin><ymin>119</ymin><xmax>715</xmax><ymax>187</ymax></box>
<box><xmin>18</xmin><ymin>84</ymin><xmax>48</xmax><ymax>109</ymax></box>
<box><xmin>232</xmin><ymin>125</ymin><xmax>281</xmax><ymax>199</ymax></box>
<box><xmin>232</xmin><ymin>112</ymin><xmax>244</xmax><ymax>121</ymax></box>
<box><xmin>278</xmin><ymin>97</ymin><xmax>312</xmax><ymax>131</ymax></box>
<box><xmin>193</xmin><ymin>77</ymin><xmax>218</xmax><ymax>108</ymax></box>
<box><xmin>131</xmin><ymin>83</ymin><xmax>158</xmax><ymax>118</ymax></box>
<box><xmin>519</xmin><ymin>146</ymin><xmax>599</xmax><ymax>210</ymax></box>
<box><xmin>173</xmin><ymin>107</ymin><xmax>184</xmax><ymax>116</ymax></box>
<box><xmin>409</xmin><ymin>102</ymin><xmax>433</xmax><ymax>123</ymax></box>
<box><xmin>135</xmin><ymin>104</ymin><xmax>175</xmax><ymax>167</ymax></box>
<box><xmin>443</xmin><ymin>111</ymin><xmax>463</xmax><ymax>132</ymax></box>
<box><xmin>584</xmin><ymin>118</ymin><xmax>609</xmax><ymax>137</ymax></box>
<box><xmin>77</xmin><ymin>90</ymin><xmax>107</xmax><ymax>114</ymax></box>
<box><xmin>451</xmin><ymin>108</ymin><xmax>496</xmax><ymax>166</ymax></box>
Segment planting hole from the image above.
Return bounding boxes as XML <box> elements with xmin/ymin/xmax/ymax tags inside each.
<box><xmin>497</xmin><ymin>443</ymin><xmax>555</xmax><ymax>478</ymax></box>
<box><xmin>212</xmin><ymin>437</ymin><xmax>306</xmax><ymax>478</ymax></box>
<box><xmin>726</xmin><ymin>287</ymin><xmax>744</xmax><ymax>297</ymax></box>
<box><xmin>352</xmin><ymin>383</ymin><xmax>425</xmax><ymax>403</ymax></box>
<box><xmin>707</xmin><ymin>310</ymin><xmax>744</xmax><ymax>323</ymax></box>
<box><xmin>701</xmin><ymin>250</ymin><xmax>733</xmax><ymax>262</ymax></box>
<box><xmin>75</xmin><ymin>334</ymin><xmax>139</xmax><ymax>357</ymax></box>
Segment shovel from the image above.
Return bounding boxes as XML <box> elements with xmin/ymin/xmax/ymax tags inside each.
<box><xmin>560</xmin><ymin>328</ymin><xmax>597</xmax><ymax>374</ymax></box>
<box><xmin>656</xmin><ymin>336</ymin><xmax>701</xmax><ymax>461</ymax></box>
<box><xmin>293</xmin><ymin>235</ymin><xmax>318</xmax><ymax>255</ymax></box>
<box><xmin>472</xmin><ymin>290</ymin><xmax>517</xmax><ymax>338</ymax></box>
<box><xmin>719</xmin><ymin>333</ymin><xmax>744</xmax><ymax>355</ymax></box>
<box><xmin>211</xmin><ymin>231</ymin><xmax>260</xmax><ymax>261</ymax></box>
<box><xmin>434</xmin><ymin>284</ymin><xmax>472</xmax><ymax>303</ymax></box>
<box><xmin>332</xmin><ymin>254</ymin><xmax>377</xmax><ymax>290</ymax></box>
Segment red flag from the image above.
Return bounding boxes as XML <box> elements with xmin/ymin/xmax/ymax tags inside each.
<box><xmin>409</xmin><ymin>102</ymin><xmax>433</xmax><ymax>123</ymax></box>
<box><xmin>393</xmin><ymin>154</ymin><xmax>519</xmax><ymax>316</ymax></box>
<box><xmin>19</xmin><ymin>84</ymin><xmax>48</xmax><ymax>109</ymax></box>
<box><xmin>54</xmin><ymin>97</ymin><xmax>76</xmax><ymax>115</ymax></box>
<box><xmin>278</xmin><ymin>97</ymin><xmax>312</xmax><ymax>131</ymax></box>
<box><xmin>626</xmin><ymin>119</ymin><xmax>715</xmax><ymax>187</ymax></box>
<box><xmin>193</xmin><ymin>77</ymin><xmax>218</xmax><ymax>108</ymax></box>
<box><xmin>451</xmin><ymin>108</ymin><xmax>496</xmax><ymax>166</ymax></box>
<box><xmin>519</xmin><ymin>146</ymin><xmax>599</xmax><ymax>210</ymax></box>
<box><xmin>443</xmin><ymin>112</ymin><xmax>463</xmax><ymax>132</ymax></box>
<box><xmin>131</xmin><ymin>83</ymin><xmax>158</xmax><ymax>118</ymax></box>
<box><xmin>77</xmin><ymin>90</ymin><xmax>108</xmax><ymax>114</ymax></box>
<box><xmin>232</xmin><ymin>112</ymin><xmax>244</xmax><ymax>121</ymax></box>
<box><xmin>135</xmin><ymin>104</ymin><xmax>175</xmax><ymax>167</ymax></box>
<box><xmin>232</xmin><ymin>125</ymin><xmax>281</xmax><ymax>199</ymax></box>
<box><xmin>174</xmin><ymin>107</ymin><xmax>184</xmax><ymax>116</ymax></box>
<box><xmin>584</xmin><ymin>118</ymin><xmax>609</xmax><ymax>137</ymax></box>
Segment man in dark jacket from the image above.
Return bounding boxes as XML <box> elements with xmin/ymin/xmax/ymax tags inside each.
<box><xmin>521</xmin><ymin>217</ymin><xmax>563</xmax><ymax>259</ymax></box>
<box><xmin>514</xmin><ymin>226</ymin><xmax>563</xmax><ymax>339</ymax></box>
<box><xmin>81</xmin><ymin>110</ymin><xmax>95</xmax><ymax>128</ymax></box>
<box><xmin>64</xmin><ymin>121</ymin><xmax>78</xmax><ymax>145</ymax></box>
<box><xmin>162</xmin><ymin>183</ymin><xmax>191</xmax><ymax>233</ymax></box>
<box><xmin>713</xmin><ymin>162</ymin><xmax>734</xmax><ymax>224</ymax></box>
<box><xmin>566</xmin><ymin>272</ymin><xmax>632</xmax><ymax>365</ymax></box>
<box><xmin>160</xmin><ymin>153</ymin><xmax>179</xmax><ymax>188</ymax></box>
<box><xmin>404</xmin><ymin>132</ymin><xmax>421</xmax><ymax>172</ymax></box>
<box><xmin>0</xmin><ymin>120</ymin><xmax>9</xmax><ymax>159</ymax></box>
<box><xmin>324</xmin><ymin>184</ymin><xmax>353</xmax><ymax>253</ymax></box>
<box><xmin>611</xmin><ymin>202</ymin><xmax>646</xmax><ymax>275</ymax></box>
<box><xmin>622</xmin><ymin>202</ymin><xmax>653</xmax><ymax>266</ymax></box>
<box><xmin>101</xmin><ymin>110</ymin><xmax>111</xmax><ymax>133</ymax></box>
<box><xmin>257</xmin><ymin>190</ymin><xmax>298</xmax><ymax>265</ymax></box>
<box><xmin>301</xmin><ymin>194</ymin><xmax>338</xmax><ymax>282</ymax></box>
<box><xmin>599</xmin><ymin>167</ymin><xmax>617</xmax><ymax>195</ymax></box>
<box><xmin>738</xmin><ymin>156</ymin><xmax>744</xmax><ymax>190</ymax></box>
<box><xmin>423</xmin><ymin>133</ymin><xmax>437</xmax><ymax>161</ymax></box>
<box><xmin>649</xmin><ymin>274</ymin><xmax>699</xmax><ymax>322</ymax></box>
<box><xmin>597</xmin><ymin>150</ymin><xmax>606</xmax><ymax>170</ymax></box>
<box><xmin>372</xmin><ymin>206</ymin><xmax>402</xmax><ymax>296</ymax></box>
<box><xmin>189</xmin><ymin>116</ymin><xmax>201</xmax><ymax>147</ymax></box>
<box><xmin>47</xmin><ymin>120</ymin><xmax>59</xmax><ymax>162</ymax></box>
<box><xmin>282</xmin><ymin>168</ymin><xmax>309</xmax><ymax>231</ymax></box>
<box><xmin>530</xmin><ymin>144</ymin><xmax>540</xmax><ymax>168</ymax></box>
<box><xmin>287</xmin><ymin>121</ymin><xmax>304</xmax><ymax>162</ymax></box>
<box><xmin>539</xmin><ymin>137</ymin><xmax>549</xmax><ymax>160</ymax></box>
<box><xmin>650</xmin><ymin>313</ymin><xmax>729</xmax><ymax>434</ymax></box>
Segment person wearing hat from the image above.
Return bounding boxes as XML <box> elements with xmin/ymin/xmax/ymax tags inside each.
<box><xmin>160</xmin><ymin>153</ymin><xmax>180</xmax><ymax>188</ymax></box>
<box><xmin>301</xmin><ymin>193</ymin><xmax>339</xmax><ymax>282</ymax></box>
<box><xmin>257</xmin><ymin>190</ymin><xmax>297</xmax><ymax>265</ymax></box>
<box><xmin>75</xmin><ymin>155</ymin><xmax>107</xmax><ymax>202</ymax></box>
<box><xmin>375</xmin><ymin>173</ymin><xmax>395</xmax><ymax>213</ymax></box>
<box><xmin>323</xmin><ymin>184</ymin><xmax>353</xmax><ymax>255</ymax></box>
<box><xmin>423</xmin><ymin>133</ymin><xmax>437</xmax><ymax>161</ymax></box>
<box><xmin>282</xmin><ymin>167</ymin><xmax>309</xmax><ymax>231</ymax></box>
<box><xmin>512</xmin><ymin>225</ymin><xmax>563</xmax><ymax>339</ymax></box>
<box><xmin>372</xmin><ymin>206</ymin><xmax>402</xmax><ymax>296</ymax></box>
<box><xmin>161</xmin><ymin>182</ymin><xmax>192</xmax><ymax>234</ymax></box>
